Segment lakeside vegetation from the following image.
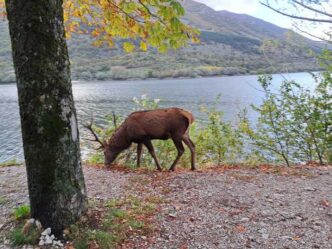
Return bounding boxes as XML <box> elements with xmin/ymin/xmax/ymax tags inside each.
<box><xmin>87</xmin><ymin>71</ymin><xmax>331</xmax><ymax>168</ymax></box>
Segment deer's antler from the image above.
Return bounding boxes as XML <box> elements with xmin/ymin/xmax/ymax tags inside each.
<box><xmin>84</xmin><ymin>118</ymin><xmax>105</xmax><ymax>149</ymax></box>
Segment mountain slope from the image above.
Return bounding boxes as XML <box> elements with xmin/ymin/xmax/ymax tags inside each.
<box><xmin>0</xmin><ymin>0</ymin><xmax>323</xmax><ymax>83</ymax></box>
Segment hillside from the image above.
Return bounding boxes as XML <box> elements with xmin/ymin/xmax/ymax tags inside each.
<box><xmin>0</xmin><ymin>0</ymin><xmax>324</xmax><ymax>83</ymax></box>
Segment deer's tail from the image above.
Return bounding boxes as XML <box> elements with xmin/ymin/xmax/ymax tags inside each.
<box><xmin>180</xmin><ymin>109</ymin><xmax>195</xmax><ymax>125</ymax></box>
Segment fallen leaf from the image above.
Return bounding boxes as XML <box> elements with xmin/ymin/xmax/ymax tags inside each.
<box><xmin>218</xmin><ymin>207</ymin><xmax>225</xmax><ymax>213</ymax></box>
<box><xmin>180</xmin><ymin>244</ymin><xmax>188</xmax><ymax>249</ymax></box>
<box><xmin>320</xmin><ymin>199</ymin><xmax>330</xmax><ymax>207</ymax></box>
<box><xmin>234</xmin><ymin>225</ymin><xmax>246</xmax><ymax>233</ymax></box>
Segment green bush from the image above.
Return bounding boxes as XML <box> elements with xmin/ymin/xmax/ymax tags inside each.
<box><xmin>242</xmin><ymin>74</ymin><xmax>331</xmax><ymax>166</ymax></box>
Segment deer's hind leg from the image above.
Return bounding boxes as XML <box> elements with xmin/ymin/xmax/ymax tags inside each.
<box><xmin>169</xmin><ymin>136</ymin><xmax>185</xmax><ymax>172</ymax></box>
<box><xmin>183</xmin><ymin>135</ymin><xmax>196</xmax><ymax>171</ymax></box>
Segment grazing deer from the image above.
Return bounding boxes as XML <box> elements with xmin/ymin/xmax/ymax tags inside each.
<box><xmin>85</xmin><ymin>108</ymin><xmax>196</xmax><ymax>171</ymax></box>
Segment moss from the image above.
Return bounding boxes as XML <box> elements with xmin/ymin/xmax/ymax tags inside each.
<box><xmin>41</xmin><ymin>110</ymin><xmax>67</xmax><ymax>140</ymax></box>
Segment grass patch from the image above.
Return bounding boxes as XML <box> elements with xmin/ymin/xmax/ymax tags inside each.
<box><xmin>68</xmin><ymin>195</ymin><xmax>158</xmax><ymax>248</ymax></box>
<box><xmin>9</xmin><ymin>224</ymin><xmax>39</xmax><ymax>246</ymax></box>
<box><xmin>12</xmin><ymin>205</ymin><xmax>30</xmax><ymax>220</ymax></box>
<box><xmin>0</xmin><ymin>159</ymin><xmax>21</xmax><ymax>167</ymax></box>
<box><xmin>0</xmin><ymin>196</ymin><xmax>8</xmax><ymax>205</ymax></box>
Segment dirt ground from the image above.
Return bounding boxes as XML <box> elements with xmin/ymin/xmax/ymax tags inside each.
<box><xmin>0</xmin><ymin>164</ymin><xmax>331</xmax><ymax>249</ymax></box>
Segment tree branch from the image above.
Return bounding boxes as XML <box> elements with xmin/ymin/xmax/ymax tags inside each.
<box><xmin>291</xmin><ymin>0</ymin><xmax>332</xmax><ymax>19</ymax></box>
<box><xmin>106</xmin><ymin>0</ymin><xmax>146</xmax><ymax>24</ymax></box>
<box><xmin>137</xmin><ymin>0</ymin><xmax>167</xmax><ymax>25</ymax></box>
<box><xmin>260</xmin><ymin>2</ymin><xmax>332</xmax><ymax>23</ymax></box>
<box><xmin>293</xmin><ymin>24</ymin><xmax>331</xmax><ymax>43</ymax></box>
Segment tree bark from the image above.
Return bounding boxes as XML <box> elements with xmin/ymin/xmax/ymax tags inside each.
<box><xmin>5</xmin><ymin>0</ymin><xmax>87</xmax><ymax>235</ymax></box>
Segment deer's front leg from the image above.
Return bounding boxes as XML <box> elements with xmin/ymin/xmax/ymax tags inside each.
<box><xmin>143</xmin><ymin>140</ymin><xmax>162</xmax><ymax>171</ymax></box>
<box><xmin>137</xmin><ymin>143</ymin><xmax>143</xmax><ymax>168</ymax></box>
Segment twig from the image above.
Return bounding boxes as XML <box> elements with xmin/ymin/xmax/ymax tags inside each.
<box><xmin>260</xmin><ymin>2</ymin><xmax>332</xmax><ymax>23</ymax></box>
<box><xmin>291</xmin><ymin>0</ymin><xmax>332</xmax><ymax>19</ymax></box>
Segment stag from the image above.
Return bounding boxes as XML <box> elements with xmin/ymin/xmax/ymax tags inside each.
<box><xmin>85</xmin><ymin>108</ymin><xmax>196</xmax><ymax>171</ymax></box>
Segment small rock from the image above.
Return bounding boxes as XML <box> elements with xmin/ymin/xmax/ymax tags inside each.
<box><xmin>141</xmin><ymin>236</ymin><xmax>147</xmax><ymax>240</ymax></box>
<box><xmin>63</xmin><ymin>228</ymin><xmax>70</xmax><ymax>237</ymax></box>
<box><xmin>241</xmin><ymin>217</ymin><xmax>250</xmax><ymax>222</ymax></box>
<box><xmin>168</xmin><ymin>213</ymin><xmax>177</xmax><ymax>218</ymax></box>
<box><xmin>53</xmin><ymin>240</ymin><xmax>64</xmax><ymax>247</ymax></box>
<box><xmin>27</xmin><ymin>218</ymin><xmax>35</xmax><ymax>224</ymax></box>
<box><xmin>39</xmin><ymin>240</ymin><xmax>45</xmax><ymax>246</ymax></box>
<box><xmin>41</xmin><ymin>227</ymin><xmax>51</xmax><ymax>236</ymax></box>
<box><xmin>304</xmin><ymin>187</ymin><xmax>316</xmax><ymax>191</ymax></box>
<box><xmin>313</xmin><ymin>225</ymin><xmax>321</xmax><ymax>231</ymax></box>
<box><xmin>35</xmin><ymin>220</ymin><xmax>42</xmax><ymax>230</ymax></box>
<box><xmin>44</xmin><ymin>235</ymin><xmax>53</xmax><ymax>245</ymax></box>
<box><xmin>262</xmin><ymin>234</ymin><xmax>269</xmax><ymax>239</ymax></box>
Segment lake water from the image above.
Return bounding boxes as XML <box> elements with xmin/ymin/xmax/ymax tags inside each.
<box><xmin>0</xmin><ymin>72</ymin><xmax>317</xmax><ymax>162</ymax></box>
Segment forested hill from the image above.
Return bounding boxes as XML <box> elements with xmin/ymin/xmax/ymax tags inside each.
<box><xmin>0</xmin><ymin>0</ymin><xmax>325</xmax><ymax>83</ymax></box>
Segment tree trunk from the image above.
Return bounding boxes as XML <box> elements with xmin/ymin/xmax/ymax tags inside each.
<box><xmin>5</xmin><ymin>0</ymin><xmax>87</xmax><ymax>235</ymax></box>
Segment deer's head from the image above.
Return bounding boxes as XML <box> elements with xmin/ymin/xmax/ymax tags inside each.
<box><xmin>84</xmin><ymin>121</ymin><xmax>119</xmax><ymax>166</ymax></box>
<box><xmin>103</xmin><ymin>143</ymin><xmax>120</xmax><ymax>166</ymax></box>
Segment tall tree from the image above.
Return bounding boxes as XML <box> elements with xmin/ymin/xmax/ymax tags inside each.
<box><xmin>4</xmin><ymin>0</ymin><xmax>87</xmax><ymax>235</ymax></box>
<box><xmin>1</xmin><ymin>0</ymin><xmax>196</xmax><ymax>236</ymax></box>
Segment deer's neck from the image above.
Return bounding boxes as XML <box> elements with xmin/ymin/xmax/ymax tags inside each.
<box><xmin>108</xmin><ymin>125</ymin><xmax>131</xmax><ymax>152</ymax></box>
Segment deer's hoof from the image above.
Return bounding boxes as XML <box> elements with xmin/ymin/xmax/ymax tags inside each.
<box><xmin>191</xmin><ymin>168</ymin><xmax>196</xmax><ymax>171</ymax></box>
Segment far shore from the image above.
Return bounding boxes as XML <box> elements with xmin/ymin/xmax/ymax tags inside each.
<box><xmin>0</xmin><ymin>70</ymin><xmax>323</xmax><ymax>85</ymax></box>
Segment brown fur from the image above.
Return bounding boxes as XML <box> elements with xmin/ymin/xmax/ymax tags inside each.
<box><xmin>103</xmin><ymin>108</ymin><xmax>196</xmax><ymax>171</ymax></box>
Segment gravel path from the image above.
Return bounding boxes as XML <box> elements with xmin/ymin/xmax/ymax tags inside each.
<box><xmin>0</xmin><ymin>165</ymin><xmax>331</xmax><ymax>249</ymax></box>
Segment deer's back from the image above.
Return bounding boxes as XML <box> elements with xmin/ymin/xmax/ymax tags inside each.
<box><xmin>124</xmin><ymin>108</ymin><xmax>193</xmax><ymax>141</ymax></box>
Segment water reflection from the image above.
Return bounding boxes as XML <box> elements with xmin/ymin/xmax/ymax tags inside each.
<box><xmin>0</xmin><ymin>72</ymin><xmax>315</xmax><ymax>162</ymax></box>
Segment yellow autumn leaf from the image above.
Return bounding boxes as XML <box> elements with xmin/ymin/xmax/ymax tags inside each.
<box><xmin>0</xmin><ymin>0</ymin><xmax>199</xmax><ymax>52</ymax></box>
<box><xmin>140</xmin><ymin>41</ymin><xmax>147</xmax><ymax>51</ymax></box>
<box><xmin>123</xmin><ymin>42</ymin><xmax>135</xmax><ymax>53</ymax></box>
